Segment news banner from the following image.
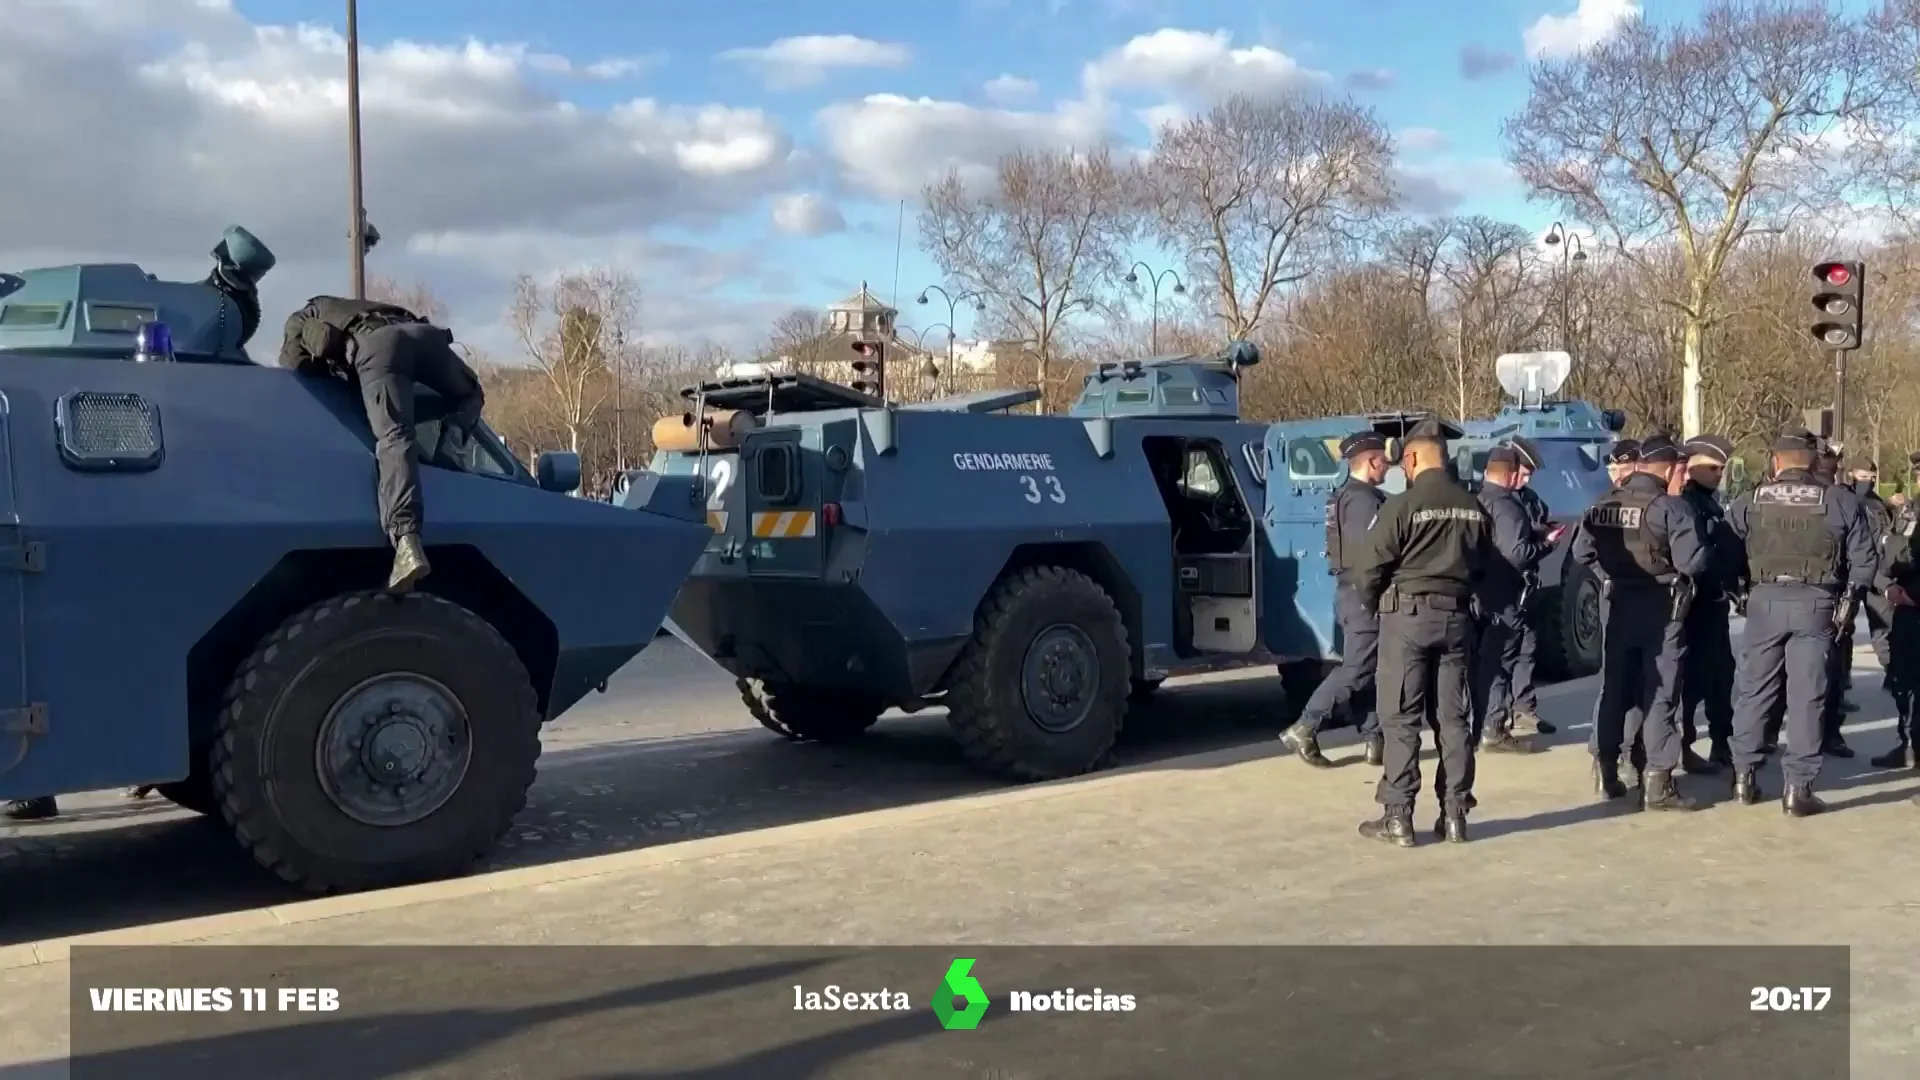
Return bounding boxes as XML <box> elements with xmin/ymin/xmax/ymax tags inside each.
<box><xmin>69</xmin><ymin>945</ymin><xmax>1850</xmax><ymax>1078</ymax></box>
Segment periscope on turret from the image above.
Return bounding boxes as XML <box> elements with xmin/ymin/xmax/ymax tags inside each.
<box><xmin>0</xmin><ymin>228</ymin><xmax>714</xmax><ymax>893</ymax></box>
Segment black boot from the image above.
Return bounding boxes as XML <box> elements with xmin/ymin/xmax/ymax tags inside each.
<box><xmin>1869</xmin><ymin>742</ymin><xmax>1916</xmax><ymax>769</ymax></box>
<box><xmin>1364</xmin><ymin>733</ymin><xmax>1384</xmax><ymax>767</ymax></box>
<box><xmin>1681</xmin><ymin>745</ymin><xmax>1720</xmax><ymax>775</ymax></box>
<box><xmin>388</xmin><ymin>534</ymin><xmax>431</xmax><ymax>593</ymax></box>
<box><xmin>1641</xmin><ymin>768</ymin><xmax>1699</xmax><ymax>812</ymax></box>
<box><xmin>1732</xmin><ymin>769</ymin><xmax>1762</xmax><ymax>806</ymax></box>
<box><xmin>1707</xmin><ymin>739</ymin><xmax>1734</xmax><ymax>768</ymax></box>
<box><xmin>1511</xmin><ymin>710</ymin><xmax>1556</xmax><ymax>736</ymax></box>
<box><xmin>1592</xmin><ymin>757</ymin><xmax>1627</xmax><ymax>800</ymax></box>
<box><xmin>1822</xmin><ymin>734</ymin><xmax>1854</xmax><ymax>759</ymax></box>
<box><xmin>3</xmin><ymin>796</ymin><xmax>57</xmax><ymax>821</ymax></box>
<box><xmin>1481</xmin><ymin>730</ymin><xmax>1538</xmax><ymax>754</ymax></box>
<box><xmin>1279</xmin><ymin>724</ymin><xmax>1333</xmax><ymax>769</ymax></box>
<box><xmin>1782</xmin><ymin>785</ymin><xmax>1828</xmax><ymax>818</ymax></box>
<box><xmin>1432</xmin><ymin>808</ymin><xmax>1468</xmax><ymax>843</ymax></box>
<box><xmin>1359</xmin><ymin>808</ymin><xmax>1416</xmax><ymax>848</ymax></box>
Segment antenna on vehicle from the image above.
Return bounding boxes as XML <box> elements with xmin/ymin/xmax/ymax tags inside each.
<box><xmin>690</xmin><ymin>387</ymin><xmax>712</xmax><ymax>507</ymax></box>
<box><xmin>1494</xmin><ymin>350</ymin><xmax>1572</xmax><ymax>411</ymax></box>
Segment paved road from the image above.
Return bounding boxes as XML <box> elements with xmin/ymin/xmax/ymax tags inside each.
<box><xmin>0</xmin><ymin>640</ymin><xmax>1316</xmax><ymax>945</ymax></box>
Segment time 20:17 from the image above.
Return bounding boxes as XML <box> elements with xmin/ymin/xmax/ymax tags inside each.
<box><xmin>1750</xmin><ymin>986</ymin><xmax>1831</xmax><ymax>1011</ymax></box>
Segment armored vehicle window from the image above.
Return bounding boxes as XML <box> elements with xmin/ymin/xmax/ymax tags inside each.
<box><xmin>1115</xmin><ymin>390</ymin><xmax>1152</xmax><ymax>404</ymax></box>
<box><xmin>755</xmin><ymin>443</ymin><xmax>799</xmax><ymax>504</ymax></box>
<box><xmin>1163</xmin><ymin>387</ymin><xmax>1199</xmax><ymax>405</ymax></box>
<box><xmin>84</xmin><ymin>304</ymin><xmax>158</xmax><ymax>333</ymax></box>
<box><xmin>0</xmin><ymin>303</ymin><xmax>68</xmax><ymax>328</ymax></box>
<box><xmin>418</xmin><ymin>417</ymin><xmax>515</xmax><ymax>479</ymax></box>
<box><xmin>1285</xmin><ymin>437</ymin><xmax>1341</xmax><ymax>479</ymax></box>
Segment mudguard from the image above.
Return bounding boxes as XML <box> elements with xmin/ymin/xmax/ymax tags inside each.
<box><xmin>0</xmin><ymin>357</ymin><xmax>710</xmax><ymax>800</ymax></box>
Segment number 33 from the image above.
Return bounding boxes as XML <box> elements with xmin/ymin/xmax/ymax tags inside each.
<box><xmin>1021</xmin><ymin>475</ymin><xmax>1066</xmax><ymax>504</ymax></box>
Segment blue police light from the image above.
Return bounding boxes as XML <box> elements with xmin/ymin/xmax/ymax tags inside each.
<box><xmin>134</xmin><ymin>320</ymin><xmax>174</xmax><ymax>362</ymax></box>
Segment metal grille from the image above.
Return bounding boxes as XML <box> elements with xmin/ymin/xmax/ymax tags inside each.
<box><xmin>58</xmin><ymin>391</ymin><xmax>163</xmax><ymax>470</ymax></box>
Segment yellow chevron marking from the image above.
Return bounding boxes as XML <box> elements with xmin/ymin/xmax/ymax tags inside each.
<box><xmin>751</xmin><ymin>510</ymin><xmax>817</xmax><ymax>538</ymax></box>
<box><xmin>706</xmin><ymin>511</ymin><xmax>729</xmax><ymax>532</ymax></box>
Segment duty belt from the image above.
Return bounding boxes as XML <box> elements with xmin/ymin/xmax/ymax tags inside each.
<box><xmin>348</xmin><ymin>312</ymin><xmax>414</xmax><ymax>335</ymax></box>
<box><xmin>1761</xmin><ymin>576</ymin><xmax>1837</xmax><ymax>589</ymax></box>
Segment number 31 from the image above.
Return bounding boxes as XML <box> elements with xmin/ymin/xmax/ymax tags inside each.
<box><xmin>1021</xmin><ymin>475</ymin><xmax>1066</xmax><ymax>504</ymax></box>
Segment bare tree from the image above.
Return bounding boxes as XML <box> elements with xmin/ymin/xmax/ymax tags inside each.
<box><xmin>760</xmin><ymin>308</ymin><xmax>838</xmax><ymax>375</ymax></box>
<box><xmin>919</xmin><ymin>148</ymin><xmax>1134</xmax><ymax>410</ymax></box>
<box><xmin>509</xmin><ymin>267</ymin><xmax>640</xmax><ymax>455</ymax></box>
<box><xmin>1503</xmin><ymin>1</ymin><xmax>1881</xmax><ymax>435</ymax></box>
<box><xmin>1146</xmin><ymin>94</ymin><xmax>1397</xmax><ymax>339</ymax></box>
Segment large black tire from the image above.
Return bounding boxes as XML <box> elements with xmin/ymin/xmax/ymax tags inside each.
<box><xmin>944</xmin><ymin>566</ymin><xmax>1131</xmax><ymax>782</ymax></box>
<box><xmin>1537</xmin><ymin>563</ymin><xmax>1603</xmax><ymax>680</ymax></box>
<box><xmin>211</xmin><ymin>591</ymin><xmax>541</xmax><ymax>894</ymax></box>
<box><xmin>737</xmin><ymin>679</ymin><xmax>885</xmax><ymax>743</ymax></box>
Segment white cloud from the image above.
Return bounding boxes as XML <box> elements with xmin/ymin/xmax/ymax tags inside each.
<box><xmin>719</xmin><ymin>35</ymin><xmax>912</xmax><ymax>90</ymax></box>
<box><xmin>820</xmin><ymin>28</ymin><xmax>1325</xmax><ymax>198</ymax></box>
<box><xmin>770</xmin><ymin>193</ymin><xmax>847</xmax><ymax>236</ymax></box>
<box><xmin>0</xmin><ymin>0</ymin><xmax>801</xmax><ymax>349</ymax></box>
<box><xmin>1083</xmin><ymin>29</ymin><xmax>1327</xmax><ymax>103</ymax></box>
<box><xmin>1523</xmin><ymin>0</ymin><xmax>1641</xmax><ymax>59</ymax></box>
<box><xmin>1399</xmin><ymin>127</ymin><xmax>1451</xmax><ymax>154</ymax></box>
<box><xmin>983</xmin><ymin>74</ymin><xmax>1038</xmax><ymax>104</ymax></box>
<box><xmin>1394</xmin><ymin>159</ymin><xmax>1522</xmax><ymax>215</ymax></box>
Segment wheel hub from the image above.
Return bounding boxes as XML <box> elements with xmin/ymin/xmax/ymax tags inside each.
<box><xmin>1575</xmin><ymin>580</ymin><xmax>1602</xmax><ymax>646</ymax></box>
<box><xmin>317</xmin><ymin>674</ymin><xmax>472</xmax><ymax>828</ymax></box>
<box><xmin>1020</xmin><ymin>624</ymin><xmax>1100</xmax><ymax>734</ymax></box>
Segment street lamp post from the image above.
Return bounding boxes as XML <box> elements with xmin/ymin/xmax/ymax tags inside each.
<box><xmin>345</xmin><ymin>0</ymin><xmax>368</xmax><ymax>299</ymax></box>
<box><xmin>917</xmin><ymin>285</ymin><xmax>985</xmax><ymax>394</ymax></box>
<box><xmin>1125</xmin><ymin>262</ymin><xmax>1185</xmax><ymax>353</ymax></box>
<box><xmin>1542</xmin><ymin>223</ymin><xmax>1585</xmax><ymax>356</ymax></box>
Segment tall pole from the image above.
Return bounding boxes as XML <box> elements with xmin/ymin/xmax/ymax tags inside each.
<box><xmin>1833</xmin><ymin>350</ymin><xmax>1847</xmax><ymax>447</ymax></box>
<box><xmin>345</xmin><ymin>0</ymin><xmax>367</xmax><ymax>299</ymax></box>
<box><xmin>917</xmin><ymin>284</ymin><xmax>983</xmax><ymax>395</ymax></box>
<box><xmin>1126</xmin><ymin>262</ymin><xmax>1183</xmax><ymax>353</ymax></box>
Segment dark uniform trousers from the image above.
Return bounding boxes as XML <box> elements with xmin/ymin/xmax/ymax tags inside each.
<box><xmin>1680</xmin><ymin>597</ymin><xmax>1734</xmax><ymax>748</ymax></box>
<box><xmin>1298</xmin><ymin>584</ymin><xmax>1381</xmax><ymax>737</ymax></box>
<box><xmin>1593</xmin><ymin>586</ymin><xmax>1688</xmax><ymax>771</ymax></box>
<box><xmin>1376</xmin><ymin>595</ymin><xmax>1476</xmax><ymax>814</ymax></box>
<box><xmin>353</xmin><ymin>322</ymin><xmax>486</xmax><ymax>541</ymax></box>
<box><xmin>1729</xmin><ymin>586</ymin><xmax>1836</xmax><ymax>788</ymax></box>
<box><xmin>1867</xmin><ymin>593</ymin><xmax>1901</xmax><ymax>704</ymax></box>
<box><xmin>1470</xmin><ymin>601</ymin><xmax>1527</xmax><ymax>743</ymax></box>
<box><xmin>1509</xmin><ymin>604</ymin><xmax>1540</xmax><ymax>715</ymax></box>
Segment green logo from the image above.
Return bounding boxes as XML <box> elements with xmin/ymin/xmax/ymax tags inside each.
<box><xmin>933</xmin><ymin>958</ymin><xmax>990</xmax><ymax>1030</ymax></box>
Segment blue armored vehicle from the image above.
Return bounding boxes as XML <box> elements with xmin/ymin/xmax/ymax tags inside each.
<box><xmin>0</xmin><ymin>227</ymin><xmax>711</xmax><ymax>892</ymax></box>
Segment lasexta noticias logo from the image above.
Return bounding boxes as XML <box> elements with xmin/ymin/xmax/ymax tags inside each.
<box><xmin>933</xmin><ymin>958</ymin><xmax>990</xmax><ymax>1030</ymax></box>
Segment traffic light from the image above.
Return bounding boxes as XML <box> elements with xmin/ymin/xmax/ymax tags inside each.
<box><xmin>1803</xmin><ymin>407</ymin><xmax>1834</xmax><ymax>440</ymax></box>
<box><xmin>1809</xmin><ymin>260</ymin><xmax>1865</xmax><ymax>351</ymax></box>
<box><xmin>850</xmin><ymin>340</ymin><xmax>886</xmax><ymax>398</ymax></box>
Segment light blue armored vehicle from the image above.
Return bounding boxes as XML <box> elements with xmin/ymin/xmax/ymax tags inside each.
<box><xmin>0</xmin><ymin>227</ymin><xmax>711</xmax><ymax>892</ymax></box>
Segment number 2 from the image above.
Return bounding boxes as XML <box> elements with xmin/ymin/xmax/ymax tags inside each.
<box><xmin>705</xmin><ymin>458</ymin><xmax>734</xmax><ymax>508</ymax></box>
<box><xmin>1020</xmin><ymin>475</ymin><xmax>1066</xmax><ymax>504</ymax></box>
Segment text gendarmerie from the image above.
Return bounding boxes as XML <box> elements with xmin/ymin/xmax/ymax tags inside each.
<box><xmin>1008</xmin><ymin>988</ymin><xmax>1137</xmax><ymax>1012</ymax></box>
<box><xmin>952</xmin><ymin>452</ymin><xmax>1054</xmax><ymax>471</ymax></box>
<box><xmin>792</xmin><ymin>985</ymin><xmax>911</xmax><ymax>1011</ymax></box>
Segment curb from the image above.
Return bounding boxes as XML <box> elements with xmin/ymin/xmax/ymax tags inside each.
<box><xmin>0</xmin><ymin>737</ymin><xmax>1283</xmax><ymax>970</ymax></box>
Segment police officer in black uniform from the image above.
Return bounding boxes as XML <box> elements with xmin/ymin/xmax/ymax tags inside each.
<box><xmin>1811</xmin><ymin>441</ymin><xmax>1861</xmax><ymax>757</ymax></box>
<box><xmin>1869</xmin><ymin>461</ymin><xmax>1919</xmax><ymax>771</ymax></box>
<box><xmin>1504</xmin><ymin>449</ymin><xmax>1558</xmax><ymax>737</ymax></box>
<box><xmin>1581</xmin><ymin>438</ymin><xmax>1644</xmax><ymax>774</ymax></box>
<box><xmin>1677</xmin><ymin>434</ymin><xmax>1738</xmax><ymax>772</ymax></box>
<box><xmin>280</xmin><ymin>297</ymin><xmax>487</xmax><ymax>591</ymax></box>
<box><xmin>1352</xmin><ymin>420</ymin><xmax>1495</xmax><ymax>847</ymax></box>
<box><xmin>1573</xmin><ymin>434</ymin><xmax>1710</xmax><ymax>809</ymax></box>
<box><xmin>1725</xmin><ymin>428</ymin><xmax>1878</xmax><ymax>816</ymax></box>
<box><xmin>1282</xmin><ymin>431</ymin><xmax>1391</xmax><ymax>768</ymax></box>
<box><xmin>1470</xmin><ymin>438</ymin><xmax>1556</xmax><ymax>753</ymax></box>
<box><xmin>1605</xmin><ymin>439</ymin><xmax>1642</xmax><ymax>488</ymax></box>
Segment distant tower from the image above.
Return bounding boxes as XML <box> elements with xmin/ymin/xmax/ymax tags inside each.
<box><xmin>827</xmin><ymin>281</ymin><xmax>898</xmax><ymax>345</ymax></box>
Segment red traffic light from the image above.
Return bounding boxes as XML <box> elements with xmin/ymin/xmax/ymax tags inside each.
<box><xmin>850</xmin><ymin>341</ymin><xmax>881</xmax><ymax>356</ymax></box>
<box><xmin>1815</xmin><ymin>262</ymin><xmax>1850</xmax><ymax>285</ymax></box>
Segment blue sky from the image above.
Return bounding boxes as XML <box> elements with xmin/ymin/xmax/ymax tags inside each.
<box><xmin>3</xmin><ymin>0</ymin><xmax>1697</xmax><ymax>354</ymax></box>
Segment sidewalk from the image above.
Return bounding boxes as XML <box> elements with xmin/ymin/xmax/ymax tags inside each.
<box><xmin>5</xmin><ymin>667</ymin><xmax>1915</xmax><ymax>1076</ymax></box>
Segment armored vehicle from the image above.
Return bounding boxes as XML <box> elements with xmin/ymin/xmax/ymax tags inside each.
<box><xmin>0</xmin><ymin>227</ymin><xmax>711</xmax><ymax>892</ymax></box>
<box><xmin>654</xmin><ymin>342</ymin><xmax>1416</xmax><ymax>782</ymax></box>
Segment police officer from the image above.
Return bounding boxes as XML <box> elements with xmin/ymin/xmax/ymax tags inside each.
<box><xmin>1812</xmin><ymin>441</ymin><xmax>1861</xmax><ymax>756</ymax></box>
<box><xmin>1605</xmin><ymin>439</ymin><xmax>1642</xmax><ymax>487</ymax></box>
<box><xmin>1470</xmin><ymin>439</ymin><xmax>1559</xmax><ymax>753</ymax></box>
<box><xmin>1351</xmin><ymin>420</ymin><xmax>1495</xmax><ymax>847</ymax></box>
<box><xmin>1281</xmin><ymin>431</ymin><xmax>1390</xmax><ymax>768</ymax></box>
<box><xmin>1677</xmin><ymin>435</ymin><xmax>1738</xmax><ymax>772</ymax></box>
<box><xmin>1573</xmin><ymin>434</ymin><xmax>1710</xmax><ymax>809</ymax></box>
<box><xmin>1870</xmin><ymin>461</ymin><xmax>1919</xmax><ymax>770</ymax></box>
<box><xmin>1504</xmin><ymin>451</ymin><xmax>1558</xmax><ymax>737</ymax></box>
<box><xmin>1581</xmin><ymin>437</ymin><xmax>1646</xmax><ymax>777</ymax></box>
<box><xmin>1725</xmin><ymin>428</ymin><xmax>1878</xmax><ymax>816</ymax></box>
<box><xmin>280</xmin><ymin>297</ymin><xmax>487</xmax><ymax>591</ymax></box>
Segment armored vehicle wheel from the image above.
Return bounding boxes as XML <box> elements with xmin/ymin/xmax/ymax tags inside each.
<box><xmin>211</xmin><ymin>590</ymin><xmax>541</xmax><ymax>894</ymax></box>
<box><xmin>1128</xmin><ymin>678</ymin><xmax>1164</xmax><ymax>704</ymax></box>
<box><xmin>945</xmin><ymin>566</ymin><xmax>1130</xmax><ymax>782</ymax></box>
<box><xmin>1538</xmin><ymin>564</ymin><xmax>1603</xmax><ymax>679</ymax></box>
<box><xmin>737</xmin><ymin>678</ymin><xmax>885</xmax><ymax>742</ymax></box>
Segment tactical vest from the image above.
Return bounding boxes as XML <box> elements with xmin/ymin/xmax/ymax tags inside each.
<box><xmin>1325</xmin><ymin>482</ymin><xmax>1381</xmax><ymax>577</ymax></box>
<box><xmin>1746</xmin><ymin>480</ymin><xmax>1839</xmax><ymax>586</ymax></box>
<box><xmin>1582</xmin><ymin>485</ymin><xmax>1673</xmax><ymax>584</ymax></box>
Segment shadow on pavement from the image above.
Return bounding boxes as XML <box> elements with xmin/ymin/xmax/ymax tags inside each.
<box><xmin>0</xmin><ymin>673</ymin><xmax>1302</xmax><ymax>946</ymax></box>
